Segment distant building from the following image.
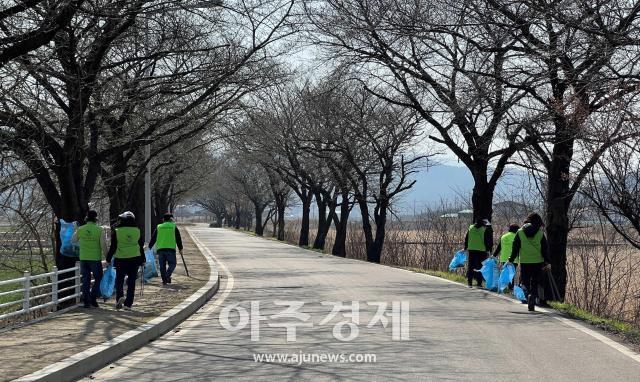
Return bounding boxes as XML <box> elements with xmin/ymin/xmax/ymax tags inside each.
<box><xmin>439</xmin><ymin>203</ymin><xmax>528</xmax><ymax>220</ymax></box>
<box><xmin>439</xmin><ymin>209</ymin><xmax>473</xmax><ymax>219</ymax></box>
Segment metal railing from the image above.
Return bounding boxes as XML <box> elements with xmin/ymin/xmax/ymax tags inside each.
<box><xmin>0</xmin><ymin>263</ymin><xmax>81</xmax><ymax>322</ymax></box>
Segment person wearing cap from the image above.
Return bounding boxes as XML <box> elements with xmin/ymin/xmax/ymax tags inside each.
<box><xmin>74</xmin><ymin>210</ymin><xmax>107</xmax><ymax>308</ymax></box>
<box><xmin>463</xmin><ymin>218</ymin><xmax>493</xmax><ymax>288</ymax></box>
<box><xmin>148</xmin><ymin>213</ymin><xmax>184</xmax><ymax>285</ymax></box>
<box><xmin>106</xmin><ymin>211</ymin><xmax>146</xmax><ymax>310</ymax></box>
<box><xmin>507</xmin><ymin>212</ymin><xmax>551</xmax><ymax>312</ymax></box>
<box><xmin>492</xmin><ymin>224</ymin><xmax>520</xmax><ymax>290</ymax></box>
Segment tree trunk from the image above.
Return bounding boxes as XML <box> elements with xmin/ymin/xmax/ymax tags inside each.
<box><xmin>126</xmin><ymin>177</ymin><xmax>147</xmax><ymax>239</ymax></box>
<box><xmin>299</xmin><ymin>192</ymin><xmax>311</xmax><ymax>246</ymax></box>
<box><xmin>104</xmin><ymin>155</ymin><xmax>128</xmax><ymax>226</ymax></box>
<box><xmin>544</xmin><ymin>140</ymin><xmax>574</xmax><ymax>301</ymax></box>
<box><xmin>51</xmin><ymin>163</ymin><xmax>88</xmax><ymax>307</ymax></box>
<box><xmin>254</xmin><ymin>205</ymin><xmax>265</xmax><ymax>236</ymax></box>
<box><xmin>234</xmin><ymin>204</ymin><xmax>241</xmax><ymax>229</ymax></box>
<box><xmin>470</xmin><ymin>166</ymin><xmax>494</xmax><ymax>222</ymax></box>
<box><xmin>367</xmin><ymin>203</ymin><xmax>388</xmax><ymax>264</ymax></box>
<box><xmin>331</xmin><ymin>192</ymin><xmax>351</xmax><ymax>257</ymax></box>
<box><xmin>356</xmin><ymin>194</ymin><xmax>375</xmax><ymax>259</ymax></box>
<box><xmin>271</xmin><ymin>216</ymin><xmax>277</xmax><ymax>238</ymax></box>
<box><xmin>277</xmin><ymin>203</ymin><xmax>286</xmax><ymax>241</ymax></box>
<box><xmin>214</xmin><ymin>212</ymin><xmax>224</xmax><ymax>227</ymax></box>
<box><xmin>313</xmin><ymin>195</ymin><xmax>329</xmax><ymax>249</ymax></box>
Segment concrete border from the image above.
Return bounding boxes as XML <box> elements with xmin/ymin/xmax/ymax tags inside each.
<box><xmin>14</xmin><ymin>229</ymin><xmax>220</xmax><ymax>382</ymax></box>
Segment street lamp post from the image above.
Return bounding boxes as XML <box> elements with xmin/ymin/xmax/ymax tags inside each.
<box><xmin>145</xmin><ymin>144</ymin><xmax>152</xmax><ymax>243</ymax></box>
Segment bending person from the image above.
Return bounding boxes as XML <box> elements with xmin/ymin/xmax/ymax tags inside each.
<box><xmin>493</xmin><ymin>223</ymin><xmax>520</xmax><ymax>290</ymax></box>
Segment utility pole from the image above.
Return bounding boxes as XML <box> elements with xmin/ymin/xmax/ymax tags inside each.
<box><xmin>145</xmin><ymin>144</ymin><xmax>152</xmax><ymax>243</ymax></box>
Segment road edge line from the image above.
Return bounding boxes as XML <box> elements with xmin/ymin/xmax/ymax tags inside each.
<box><xmin>13</xmin><ymin>228</ymin><xmax>220</xmax><ymax>382</ymax></box>
<box><xmin>403</xmin><ymin>267</ymin><xmax>640</xmax><ymax>364</ymax></box>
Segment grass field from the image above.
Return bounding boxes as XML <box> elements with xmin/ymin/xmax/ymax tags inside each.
<box><xmin>0</xmin><ymin>257</ymin><xmax>55</xmax><ymax>315</ymax></box>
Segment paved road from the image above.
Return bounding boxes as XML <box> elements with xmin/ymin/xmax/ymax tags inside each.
<box><xmin>85</xmin><ymin>228</ymin><xmax>640</xmax><ymax>381</ymax></box>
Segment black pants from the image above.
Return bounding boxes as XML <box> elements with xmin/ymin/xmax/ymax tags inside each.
<box><xmin>520</xmin><ymin>263</ymin><xmax>543</xmax><ymax>300</ymax></box>
<box><xmin>114</xmin><ymin>258</ymin><xmax>140</xmax><ymax>307</ymax></box>
<box><xmin>467</xmin><ymin>250</ymin><xmax>487</xmax><ymax>286</ymax></box>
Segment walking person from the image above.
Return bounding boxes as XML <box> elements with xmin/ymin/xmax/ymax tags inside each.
<box><xmin>463</xmin><ymin>218</ymin><xmax>493</xmax><ymax>288</ymax></box>
<box><xmin>493</xmin><ymin>224</ymin><xmax>520</xmax><ymax>290</ymax></box>
<box><xmin>106</xmin><ymin>211</ymin><xmax>145</xmax><ymax>310</ymax></box>
<box><xmin>507</xmin><ymin>213</ymin><xmax>551</xmax><ymax>312</ymax></box>
<box><xmin>148</xmin><ymin>213</ymin><xmax>184</xmax><ymax>285</ymax></box>
<box><xmin>74</xmin><ymin>210</ymin><xmax>107</xmax><ymax>308</ymax></box>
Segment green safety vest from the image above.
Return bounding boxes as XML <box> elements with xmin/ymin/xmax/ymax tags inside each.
<box><xmin>78</xmin><ymin>222</ymin><xmax>102</xmax><ymax>261</ymax></box>
<box><xmin>517</xmin><ymin>228</ymin><xmax>544</xmax><ymax>264</ymax></box>
<box><xmin>156</xmin><ymin>222</ymin><xmax>177</xmax><ymax>250</ymax></box>
<box><xmin>467</xmin><ymin>225</ymin><xmax>487</xmax><ymax>252</ymax></box>
<box><xmin>499</xmin><ymin>232</ymin><xmax>517</xmax><ymax>263</ymax></box>
<box><xmin>115</xmin><ymin>227</ymin><xmax>141</xmax><ymax>259</ymax></box>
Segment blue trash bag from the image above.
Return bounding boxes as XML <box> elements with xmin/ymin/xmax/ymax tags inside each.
<box><xmin>143</xmin><ymin>249</ymin><xmax>157</xmax><ymax>283</ymax></box>
<box><xmin>479</xmin><ymin>257</ymin><xmax>499</xmax><ymax>291</ymax></box>
<box><xmin>448</xmin><ymin>250</ymin><xmax>467</xmax><ymax>272</ymax></box>
<box><xmin>513</xmin><ymin>285</ymin><xmax>526</xmax><ymax>301</ymax></box>
<box><xmin>59</xmin><ymin>219</ymin><xmax>79</xmax><ymax>257</ymax></box>
<box><xmin>499</xmin><ymin>263</ymin><xmax>517</xmax><ymax>293</ymax></box>
<box><xmin>100</xmin><ymin>265</ymin><xmax>116</xmax><ymax>299</ymax></box>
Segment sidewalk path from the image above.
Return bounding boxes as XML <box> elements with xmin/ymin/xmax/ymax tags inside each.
<box><xmin>0</xmin><ymin>229</ymin><xmax>209</xmax><ymax>382</ymax></box>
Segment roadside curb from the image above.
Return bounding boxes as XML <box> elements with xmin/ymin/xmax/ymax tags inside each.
<box><xmin>14</xmin><ymin>229</ymin><xmax>220</xmax><ymax>382</ymax></box>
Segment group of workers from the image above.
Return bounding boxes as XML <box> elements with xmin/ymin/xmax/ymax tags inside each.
<box><xmin>72</xmin><ymin>210</ymin><xmax>184</xmax><ymax>310</ymax></box>
<box><xmin>463</xmin><ymin>212</ymin><xmax>552</xmax><ymax>312</ymax></box>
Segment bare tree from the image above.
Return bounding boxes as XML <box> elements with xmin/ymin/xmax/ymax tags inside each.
<box><xmin>302</xmin><ymin>77</ymin><xmax>431</xmax><ymax>263</ymax></box>
<box><xmin>0</xmin><ymin>0</ymin><xmax>85</xmax><ymax>65</ymax></box>
<box><xmin>486</xmin><ymin>0</ymin><xmax>640</xmax><ymax>298</ymax></box>
<box><xmin>305</xmin><ymin>0</ymin><xmax>531</xmax><ymax>222</ymax></box>
<box><xmin>585</xmin><ymin>141</ymin><xmax>640</xmax><ymax>249</ymax></box>
<box><xmin>1</xmin><ymin>0</ymin><xmax>295</xmax><ymax>258</ymax></box>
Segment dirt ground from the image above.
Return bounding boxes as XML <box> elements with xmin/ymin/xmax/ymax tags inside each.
<box><xmin>0</xmin><ymin>229</ymin><xmax>210</xmax><ymax>382</ymax></box>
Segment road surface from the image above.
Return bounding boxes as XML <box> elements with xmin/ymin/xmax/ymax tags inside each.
<box><xmin>85</xmin><ymin>227</ymin><xmax>640</xmax><ymax>381</ymax></box>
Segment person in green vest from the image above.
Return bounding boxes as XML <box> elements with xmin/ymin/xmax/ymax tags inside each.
<box><xmin>74</xmin><ymin>210</ymin><xmax>107</xmax><ymax>308</ymax></box>
<box><xmin>463</xmin><ymin>218</ymin><xmax>493</xmax><ymax>288</ymax></box>
<box><xmin>508</xmin><ymin>213</ymin><xmax>551</xmax><ymax>312</ymax></box>
<box><xmin>148</xmin><ymin>213</ymin><xmax>184</xmax><ymax>285</ymax></box>
<box><xmin>492</xmin><ymin>224</ymin><xmax>520</xmax><ymax>290</ymax></box>
<box><xmin>106</xmin><ymin>211</ymin><xmax>146</xmax><ymax>310</ymax></box>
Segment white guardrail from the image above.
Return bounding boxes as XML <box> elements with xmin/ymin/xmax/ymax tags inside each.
<box><xmin>0</xmin><ymin>263</ymin><xmax>81</xmax><ymax>322</ymax></box>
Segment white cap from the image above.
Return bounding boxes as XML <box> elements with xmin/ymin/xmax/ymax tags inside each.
<box><xmin>118</xmin><ymin>211</ymin><xmax>135</xmax><ymax>219</ymax></box>
<box><xmin>481</xmin><ymin>219</ymin><xmax>491</xmax><ymax>226</ymax></box>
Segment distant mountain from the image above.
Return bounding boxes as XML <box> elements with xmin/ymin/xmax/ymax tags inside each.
<box><xmin>394</xmin><ymin>164</ymin><xmax>533</xmax><ymax>214</ymax></box>
<box><xmin>290</xmin><ymin>164</ymin><xmax>534</xmax><ymax>218</ymax></box>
